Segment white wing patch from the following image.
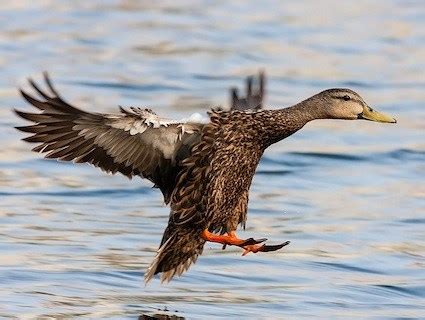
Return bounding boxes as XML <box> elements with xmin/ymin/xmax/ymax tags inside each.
<box><xmin>108</xmin><ymin>107</ymin><xmax>180</xmax><ymax>135</ymax></box>
<box><xmin>107</xmin><ymin>107</ymin><xmax>209</xmax><ymax>137</ymax></box>
<box><xmin>179</xmin><ymin>112</ymin><xmax>210</xmax><ymax>124</ymax></box>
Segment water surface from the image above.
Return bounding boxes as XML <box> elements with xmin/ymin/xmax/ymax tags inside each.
<box><xmin>0</xmin><ymin>1</ymin><xmax>424</xmax><ymax>319</ymax></box>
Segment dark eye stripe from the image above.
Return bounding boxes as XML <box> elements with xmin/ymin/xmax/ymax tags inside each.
<box><xmin>331</xmin><ymin>95</ymin><xmax>362</xmax><ymax>103</ymax></box>
<box><xmin>332</xmin><ymin>95</ymin><xmax>353</xmax><ymax>101</ymax></box>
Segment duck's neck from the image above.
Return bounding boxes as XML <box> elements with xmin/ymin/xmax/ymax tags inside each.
<box><xmin>258</xmin><ymin>100</ymin><xmax>325</xmax><ymax>147</ymax></box>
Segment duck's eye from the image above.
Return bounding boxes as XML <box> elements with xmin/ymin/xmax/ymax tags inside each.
<box><xmin>343</xmin><ymin>95</ymin><xmax>351</xmax><ymax>101</ymax></box>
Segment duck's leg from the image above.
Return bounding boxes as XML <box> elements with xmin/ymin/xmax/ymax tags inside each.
<box><xmin>201</xmin><ymin>229</ymin><xmax>267</xmax><ymax>247</ymax></box>
<box><xmin>242</xmin><ymin>240</ymin><xmax>290</xmax><ymax>256</ymax></box>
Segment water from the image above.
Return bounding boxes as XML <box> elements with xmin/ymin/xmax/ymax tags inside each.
<box><xmin>0</xmin><ymin>1</ymin><xmax>424</xmax><ymax>319</ymax></box>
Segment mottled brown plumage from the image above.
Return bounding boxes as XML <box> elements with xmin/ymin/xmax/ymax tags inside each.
<box><xmin>15</xmin><ymin>73</ymin><xmax>396</xmax><ymax>284</ymax></box>
<box><xmin>145</xmin><ymin>106</ymin><xmax>313</xmax><ymax>282</ymax></box>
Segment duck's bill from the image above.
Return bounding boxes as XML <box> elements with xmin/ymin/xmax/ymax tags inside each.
<box><xmin>358</xmin><ymin>106</ymin><xmax>397</xmax><ymax>123</ymax></box>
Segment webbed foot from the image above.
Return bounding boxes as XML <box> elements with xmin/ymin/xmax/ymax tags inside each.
<box><xmin>242</xmin><ymin>240</ymin><xmax>290</xmax><ymax>256</ymax></box>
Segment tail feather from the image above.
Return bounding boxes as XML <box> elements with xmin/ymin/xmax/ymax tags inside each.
<box><xmin>144</xmin><ymin>230</ymin><xmax>205</xmax><ymax>284</ymax></box>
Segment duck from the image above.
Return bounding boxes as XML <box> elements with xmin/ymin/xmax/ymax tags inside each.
<box><xmin>14</xmin><ymin>72</ymin><xmax>396</xmax><ymax>283</ymax></box>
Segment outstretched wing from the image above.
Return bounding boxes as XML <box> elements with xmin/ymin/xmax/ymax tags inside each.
<box><xmin>15</xmin><ymin>73</ymin><xmax>205</xmax><ymax>203</ymax></box>
<box><xmin>230</xmin><ymin>71</ymin><xmax>265</xmax><ymax>111</ymax></box>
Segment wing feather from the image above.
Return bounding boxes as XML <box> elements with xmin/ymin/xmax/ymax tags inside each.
<box><xmin>230</xmin><ymin>71</ymin><xmax>265</xmax><ymax>111</ymax></box>
<box><xmin>15</xmin><ymin>73</ymin><xmax>205</xmax><ymax>203</ymax></box>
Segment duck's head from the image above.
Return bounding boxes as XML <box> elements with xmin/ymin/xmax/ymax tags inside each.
<box><xmin>312</xmin><ymin>88</ymin><xmax>396</xmax><ymax>123</ymax></box>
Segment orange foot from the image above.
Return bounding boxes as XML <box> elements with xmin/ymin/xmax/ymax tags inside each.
<box><xmin>201</xmin><ymin>229</ymin><xmax>267</xmax><ymax>247</ymax></box>
<box><xmin>242</xmin><ymin>240</ymin><xmax>290</xmax><ymax>256</ymax></box>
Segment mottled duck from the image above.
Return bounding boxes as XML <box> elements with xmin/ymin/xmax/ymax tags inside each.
<box><xmin>15</xmin><ymin>72</ymin><xmax>396</xmax><ymax>283</ymax></box>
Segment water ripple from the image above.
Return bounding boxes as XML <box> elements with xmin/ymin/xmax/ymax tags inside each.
<box><xmin>0</xmin><ymin>187</ymin><xmax>150</xmax><ymax>198</ymax></box>
<box><xmin>310</xmin><ymin>261</ymin><xmax>385</xmax><ymax>275</ymax></box>
<box><xmin>67</xmin><ymin>81</ymin><xmax>185</xmax><ymax>92</ymax></box>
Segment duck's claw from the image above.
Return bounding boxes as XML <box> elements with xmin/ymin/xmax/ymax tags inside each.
<box><xmin>239</xmin><ymin>237</ymin><xmax>268</xmax><ymax>246</ymax></box>
<box><xmin>261</xmin><ymin>241</ymin><xmax>290</xmax><ymax>252</ymax></box>
<box><xmin>223</xmin><ymin>237</ymin><xmax>267</xmax><ymax>249</ymax></box>
<box><xmin>242</xmin><ymin>240</ymin><xmax>290</xmax><ymax>256</ymax></box>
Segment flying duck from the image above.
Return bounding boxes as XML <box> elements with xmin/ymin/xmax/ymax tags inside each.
<box><xmin>14</xmin><ymin>72</ymin><xmax>396</xmax><ymax>283</ymax></box>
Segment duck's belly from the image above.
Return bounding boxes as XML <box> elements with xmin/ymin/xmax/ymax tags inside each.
<box><xmin>208</xmin><ymin>189</ymin><xmax>248</xmax><ymax>234</ymax></box>
<box><xmin>205</xmin><ymin>146</ymin><xmax>262</xmax><ymax>233</ymax></box>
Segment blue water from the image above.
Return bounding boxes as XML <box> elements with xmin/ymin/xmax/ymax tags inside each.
<box><xmin>0</xmin><ymin>1</ymin><xmax>424</xmax><ymax>319</ymax></box>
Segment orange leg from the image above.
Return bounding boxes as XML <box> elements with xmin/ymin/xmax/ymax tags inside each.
<box><xmin>201</xmin><ymin>229</ymin><xmax>267</xmax><ymax>247</ymax></box>
<box><xmin>201</xmin><ymin>229</ymin><xmax>290</xmax><ymax>255</ymax></box>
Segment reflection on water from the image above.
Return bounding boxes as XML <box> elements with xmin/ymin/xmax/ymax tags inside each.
<box><xmin>0</xmin><ymin>1</ymin><xmax>424</xmax><ymax>319</ymax></box>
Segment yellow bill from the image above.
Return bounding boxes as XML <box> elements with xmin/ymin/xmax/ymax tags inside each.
<box><xmin>358</xmin><ymin>105</ymin><xmax>397</xmax><ymax>123</ymax></box>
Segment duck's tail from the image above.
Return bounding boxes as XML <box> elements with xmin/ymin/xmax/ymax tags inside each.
<box><xmin>144</xmin><ymin>228</ymin><xmax>205</xmax><ymax>283</ymax></box>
